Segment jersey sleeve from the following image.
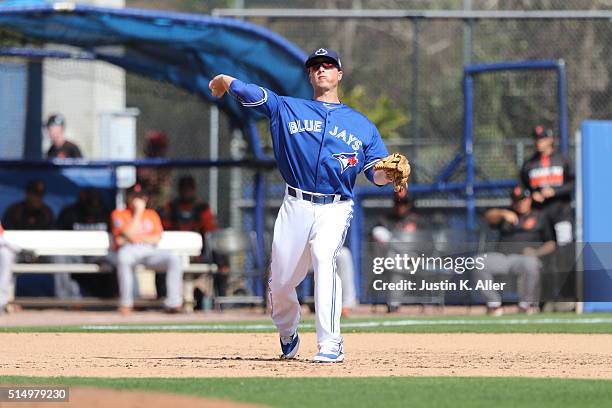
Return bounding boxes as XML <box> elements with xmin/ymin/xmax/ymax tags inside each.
<box><xmin>148</xmin><ymin>210</ymin><xmax>164</xmax><ymax>237</ymax></box>
<box><xmin>362</xmin><ymin>124</ymin><xmax>389</xmax><ymax>184</ymax></box>
<box><xmin>228</xmin><ymin>79</ymin><xmax>281</xmax><ymax>119</ymax></box>
<box><xmin>553</xmin><ymin>155</ymin><xmax>575</xmax><ymax>198</ymax></box>
<box><xmin>199</xmin><ymin>206</ymin><xmax>218</xmax><ymax>233</ymax></box>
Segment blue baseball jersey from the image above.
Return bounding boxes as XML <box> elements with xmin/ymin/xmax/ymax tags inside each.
<box><xmin>229</xmin><ymin>80</ymin><xmax>389</xmax><ymax>198</ymax></box>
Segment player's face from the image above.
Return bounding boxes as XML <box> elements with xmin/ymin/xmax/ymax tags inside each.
<box><xmin>127</xmin><ymin>194</ymin><xmax>147</xmax><ymax>209</ymax></box>
<box><xmin>47</xmin><ymin>124</ymin><xmax>65</xmax><ymax>146</ymax></box>
<box><xmin>179</xmin><ymin>186</ymin><xmax>196</xmax><ymax>202</ymax></box>
<box><xmin>25</xmin><ymin>190</ymin><xmax>44</xmax><ymax>208</ymax></box>
<box><xmin>512</xmin><ymin>196</ymin><xmax>532</xmax><ymax>214</ymax></box>
<box><xmin>535</xmin><ymin>136</ymin><xmax>554</xmax><ymax>154</ymax></box>
<box><xmin>308</xmin><ymin>62</ymin><xmax>342</xmax><ymax>91</ymax></box>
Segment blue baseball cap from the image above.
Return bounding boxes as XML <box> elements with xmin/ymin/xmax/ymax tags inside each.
<box><xmin>305</xmin><ymin>48</ymin><xmax>342</xmax><ymax>70</ymax></box>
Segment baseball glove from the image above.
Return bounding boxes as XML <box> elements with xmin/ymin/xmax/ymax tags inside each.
<box><xmin>374</xmin><ymin>153</ymin><xmax>411</xmax><ymax>192</ymax></box>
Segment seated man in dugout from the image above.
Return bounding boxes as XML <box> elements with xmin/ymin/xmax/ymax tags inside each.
<box><xmin>475</xmin><ymin>186</ymin><xmax>556</xmax><ymax>316</ymax></box>
<box><xmin>2</xmin><ymin>180</ymin><xmax>54</xmax><ymax>230</ymax></box>
<box><xmin>56</xmin><ymin>188</ymin><xmax>116</xmax><ymax>299</ymax></box>
<box><xmin>111</xmin><ymin>184</ymin><xmax>183</xmax><ymax>315</ymax></box>
<box><xmin>371</xmin><ymin>190</ymin><xmax>427</xmax><ymax>313</ymax></box>
<box><xmin>159</xmin><ymin>175</ymin><xmax>229</xmax><ymax>301</ymax></box>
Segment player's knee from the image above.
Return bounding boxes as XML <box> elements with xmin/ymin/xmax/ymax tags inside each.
<box><xmin>167</xmin><ymin>253</ymin><xmax>181</xmax><ymax>270</ymax></box>
<box><xmin>268</xmin><ymin>279</ymin><xmax>293</xmax><ymax>297</ymax></box>
<box><xmin>522</xmin><ymin>257</ymin><xmax>541</xmax><ymax>274</ymax></box>
<box><xmin>117</xmin><ymin>248</ymin><xmax>136</xmax><ymax>266</ymax></box>
<box><xmin>311</xmin><ymin>248</ymin><xmax>339</xmax><ymax>269</ymax></box>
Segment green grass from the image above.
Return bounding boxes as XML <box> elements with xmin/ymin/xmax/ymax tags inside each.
<box><xmin>2</xmin><ymin>313</ymin><xmax>612</xmax><ymax>334</ymax></box>
<box><xmin>1</xmin><ymin>376</ymin><xmax>611</xmax><ymax>408</ymax></box>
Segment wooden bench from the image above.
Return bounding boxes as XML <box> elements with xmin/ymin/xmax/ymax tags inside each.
<box><xmin>4</xmin><ymin>230</ymin><xmax>217</xmax><ymax>312</ymax></box>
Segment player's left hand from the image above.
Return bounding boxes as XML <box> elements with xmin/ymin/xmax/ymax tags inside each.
<box><xmin>374</xmin><ymin>153</ymin><xmax>411</xmax><ymax>193</ymax></box>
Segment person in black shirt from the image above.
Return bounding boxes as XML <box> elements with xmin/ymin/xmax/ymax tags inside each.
<box><xmin>45</xmin><ymin>114</ymin><xmax>83</xmax><ymax>159</ymax></box>
<box><xmin>476</xmin><ymin>186</ymin><xmax>556</xmax><ymax>316</ymax></box>
<box><xmin>55</xmin><ymin>189</ymin><xmax>116</xmax><ymax>298</ymax></box>
<box><xmin>57</xmin><ymin>188</ymin><xmax>109</xmax><ymax>231</ymax></box>
<box><xmin>371</xmin><ymin>190</ymin><xmax>428</xmax><ymax>313</ymax></box>
<box><xmin>520</xmin><ymin>126</ymin><xmax>574</xmax><ymax>245</ymax></box>
<box><xmin>372</xmin><ymin>191</ymin><xmax>424</xmax><ymax>241</ymax></box>
<box><xmin>2</xmin><ymin>180</ymin><xmax>54</xmax><ymax>230</ymax></box>
<box><xmin>159</xmin><ymin>175</ymin><xmax>228</xmax><ymax>303</ymax></box>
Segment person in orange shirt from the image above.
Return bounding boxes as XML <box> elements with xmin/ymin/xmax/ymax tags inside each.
<box><xmin>111</xmin><ymin>184</ymin><xmax>183</xmax><ymax>315</ymax></box>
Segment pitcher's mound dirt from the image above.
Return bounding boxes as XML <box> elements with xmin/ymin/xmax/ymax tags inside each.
<box><xmin>0</xmin><ymin>387</ymin><xmax>266</xmax><ymax>408</ymax></box>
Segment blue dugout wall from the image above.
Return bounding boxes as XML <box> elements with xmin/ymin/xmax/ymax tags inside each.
<box><xmin>581</xmin><ymin>120</ymin><xmax>612</xmax><ymax>312</ymax></box>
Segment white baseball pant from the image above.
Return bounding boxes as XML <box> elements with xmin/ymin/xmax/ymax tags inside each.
<box><xmin>337</xmin><ymin>246</ymin><xmax>357</xmax><ymax>308</ymax></box>
<box><xmin>0</xmin><ymin>245</ymin><xmax>16</xmax><ymax>309</ymax></box>
<box><xmin>116</xmin><ymin>243</ymin><xmax>183</xmax><ymax>308</ymax></box>
<box><xmin>269</xmin><ymin>192</ymin><xmax>353</xmax><ymax>349</ymax></box>
<box><xmin>474</xmin><ymin>252</ymin><xmax>541</xmax><ymax>307</ymax></box>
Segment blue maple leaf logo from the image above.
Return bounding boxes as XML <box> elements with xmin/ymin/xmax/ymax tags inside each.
<box><xmin>333</xmin><ymin>152</ymin><xmax>359</xmax><ymax>173</ymax></box>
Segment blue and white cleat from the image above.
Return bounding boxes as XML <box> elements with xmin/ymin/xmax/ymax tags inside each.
<box><xmin>280</xmin><ymin>331</ymin><xmax>300</xmax><ymax>359</ymax></box>
<box><xmin>313</xmin><ymin>342</ymin><xmax>344</xmax><ymax>363</ymax></box>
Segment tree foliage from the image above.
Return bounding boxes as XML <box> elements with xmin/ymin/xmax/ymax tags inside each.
<box><xmin>340</xmin><ymin>85</ymin><xmax>409</xmax><ymax>140</ymax></box>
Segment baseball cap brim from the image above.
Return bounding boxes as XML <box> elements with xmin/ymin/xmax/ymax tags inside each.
<box><xmin>305</xmin><ymin>56</ymin><xmax>341</xmax><ymax>69</ymax></box>
<box><xmin>511</xmin><ymin>186</ymin><xmax>531</xmax><ymax>201</ymax></box>
<box><xmin>532</xmin><ymin>126</ymin><xmax>554</xmax><ymax>139</ymax></box>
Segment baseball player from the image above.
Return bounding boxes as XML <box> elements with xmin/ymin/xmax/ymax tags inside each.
<box><xmin>476</xmin><ymin>186</ymin><xmax>556</xmax><ymax>316</ymax></box>
<box><xmin>209</xmin><ymin>48</ymin><xmax>410</xmax><ymax>362</ymax></box>
<box><xmin>520</xmin><ymin>126</ymin><xmax>574</xmax><ymax>245</ymax></box>
<box><xmin>0</xmin><ymin>223</ymin><xmax>17</xmax><ymax>314</ymax></box>
<box><xmin>0</xmin><ymin>222</ymin><xmax>35</xmax><ymax>314</ymax></box>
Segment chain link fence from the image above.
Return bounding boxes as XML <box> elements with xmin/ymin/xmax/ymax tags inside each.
<box><xmin>233</xmin><ymin>12</ymin><xmax>608</xmax><ymax>165</ymax></box>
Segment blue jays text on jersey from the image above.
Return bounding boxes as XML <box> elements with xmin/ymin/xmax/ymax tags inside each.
<box><xmin>228</xmin><ymin>80</ymin><xmax>389</xmax><ymax>198</ymax></box>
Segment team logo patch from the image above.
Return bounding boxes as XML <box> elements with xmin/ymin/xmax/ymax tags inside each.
<box><xmin>315</xmin><ymin>48</ymin><xmax>328</xmax><ymax>55</ymax></box>
<box><xmin>522</xmin><ymin>216</ymin><xmax>537</xmax><ymax>230</ymax></box>
<box><xmin>143</xmin><ymin>219</ymin><xmax>153</xmax><ymax>232</ymax></box>
<box><xmin>333</xmin><ymin>152</ymin><xmax>359</xmax><ymax>173</ymax></box>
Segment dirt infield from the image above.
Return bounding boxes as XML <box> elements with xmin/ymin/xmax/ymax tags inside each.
<box><xmin>0</xmin><ymin>387</ymin><xmax>265</xmax><ymax>408</ymax></box>
<box><xmin>1</xmin><ymin>332</ymin><xmax>611</xmax><ymax>379</ymax></box>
